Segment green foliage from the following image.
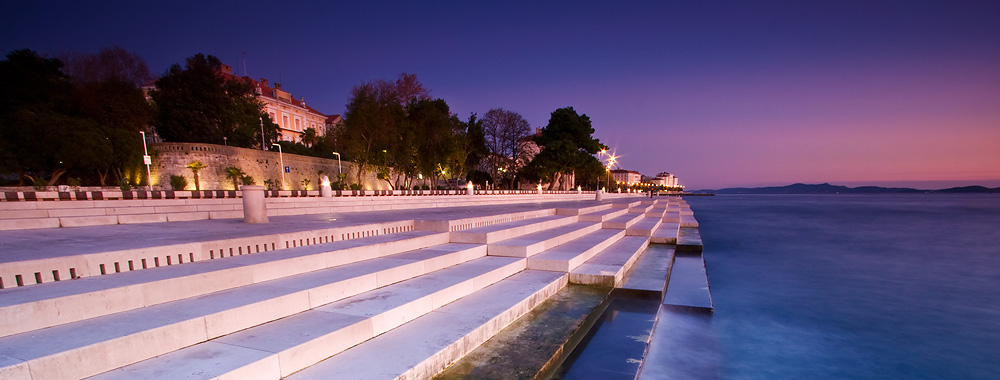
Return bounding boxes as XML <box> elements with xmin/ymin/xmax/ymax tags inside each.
<box><xmin>481</xmin><ymin>108</ymin><xmax>532</xmax><ymax>188</ymax></box>
<box><xmin>67</xmin><ymin>177</ymin><xmax>81</xmax><ymax>187</ymax></box>
<box><xmin>240</xmin><ymin>175</ymin><xmax>255</xmax><ymax>186</ymax></box>
<box><xmin>339</xmin><ymin>79</ymin><xmax>405</xmax><ymax>187</ymax></box>
<box><xmin>349</xmin><ymin>183</ymin><xmax>362</xmax><ymax>190</ymax></box>
<box><xmin>263</xmin><ymin>179</ymin><xmax>278</xmax><ymax>190</ymax></box>
<box><xmin>527</xmin><ymin>107</ymin><xmax>606</xmax><ymax>190</ymax></box>
<box><xmin>301</xmin><ymin>178</ymin><xmax>311</xmax><ymax>190</ymax></box>
<box><xmin>224</xmin><ymin>166</ymin><xmax>246</xmax><ymax>190</ymax></box>
<box><xmin>26</xmin><ymin>175</ymin><xmax>46</xmax><ymax>191</ymax></box>
<box><xmin>149</xmin><ymin>53</ymin><xmax>279</xmax><ymax>148</ymax></box>
<box><xmin>186</xmin><ymin>161</ymin><xmax>206</xmax><ymax>191</ymax></box>
<box><xmin>169</xmin><ymin>175</ymin><xmax>187</xmax><ymax>190</ymax></box>
<box><xmin>118</xmin><ymin>177</ymin><xmax>131</xmax><ymax>192</ymax></box>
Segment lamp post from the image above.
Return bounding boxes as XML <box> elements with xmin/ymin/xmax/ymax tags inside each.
<box><xmin>331</xmin><ymin>151</ymin><xmax>341</xmax><ymax>175</ymax></box>
<box><xmin>272</xmin><ymin>143</ymin><xmax>285</xmax><ymax>190</ymax></box>
<box><xmin>260</xmin><ymin>117</ymin><xmax>266</xmax><ymax>151</ymax></box>
<box><xmin>139</xmin><ymin>131</ymin><xmax>152</xmax><ymax>191</ymax></box>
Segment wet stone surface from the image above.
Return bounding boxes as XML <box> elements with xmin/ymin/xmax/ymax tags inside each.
<box><xmin>434</xmin><ymin>284</ymin><xmax>611</xmax><ymax>380</ymax></box>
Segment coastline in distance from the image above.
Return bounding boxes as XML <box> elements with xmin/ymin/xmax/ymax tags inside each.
<box><xmin>692</xmin><ymin>183</ymin><xmax>1000</xmax><ymax>194</ymax></box>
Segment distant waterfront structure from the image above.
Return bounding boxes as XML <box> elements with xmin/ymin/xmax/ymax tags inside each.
<box><xmin>611</xmin><ymin>169</ymin><xmax>641</xmax><ymax>185</ymax></box>
<box><xmin>655</xmin><ymin>172</ymin><xmax>679</xmax><ymax>188</ymax></box>
<box><xmin>218</xmin><ymin>63</ymin><xmax>335</xmax><ymax>143</ymax></box>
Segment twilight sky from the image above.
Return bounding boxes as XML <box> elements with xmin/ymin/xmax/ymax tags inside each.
<box><xmin>4</xmin><ymin>1</ymin><xmax>999</xmax><ymax>189</ymax></box>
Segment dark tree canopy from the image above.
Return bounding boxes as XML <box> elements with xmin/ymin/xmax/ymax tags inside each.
<box><xmin>526</xmin><ymin>107</ymin><xmax>606</xmax><ymax>189</ymax></box>
<box><xmin>481</xmin><ymin>108</ymin><xmax>532</xmax><ymax>188</ymax></box>
<box><xmin>0</xmin><ymin>49</ymin><xmax>121</xmax><ymax>185</ymax></box>
<box><xmin>60</xmin><ymin>46</ymin><xmax>152</xmax><ymax>87</ymax></box>
<box><xmin>338</xmin><ymin>79</ymin><xmax>405</xmax><ymax>186</ymax></box>
<box><xmin>149</xmin><ymin>53</ymin><xmax>278</xmax><ymax>148</ymax></box>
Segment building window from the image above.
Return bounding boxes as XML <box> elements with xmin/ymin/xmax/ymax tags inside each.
<box><xmin>295</xmin><ymin>119</ymin><xmax>301</xmax><ymax>131</ymax></box>
<box><xmin>282</xmin><ymin>115</ymin><xmax>289</xmax><ymax>129</ymax></box>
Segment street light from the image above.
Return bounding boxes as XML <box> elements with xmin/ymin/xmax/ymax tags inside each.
<box><xmin>331</xmin><ymin>152</ymin><xmax>342</xmax><ymax>175</ymax></box>
<box><xmin>139</xmin><ymin>131</ymin><xmax>152</xmax><ymax>191</ymax></box>
<box><xmin>272</xmin><ymin>143</ymin><xmax>285</xmax><ymax>190</ymax></box>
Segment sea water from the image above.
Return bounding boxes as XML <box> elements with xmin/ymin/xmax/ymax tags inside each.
<box><xmin>670</xmin><ymin>194</ymin><xmax>1000</xmax><ymax>380</ymax></box>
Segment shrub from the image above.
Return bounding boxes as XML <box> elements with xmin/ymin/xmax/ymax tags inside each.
<box><xmin>349</xmin><ymin>183</ymin><xmax>362</xmax><ymax>190</ymax></box>
<box><xmin>67</xmin><ymin>177</ymin><xmax>81</xmax><ymax>187</ymax></box>
<box><xmin>28</xmin><ymin>175</ymin><xmax>46</xmax><ymax>191</ymax></box>
<box><xmin>263</xmin><ymin>179</ymin><xmax>277</xmax><ymax>190</ymax></box>
<box><xmin>301</xmin><ymin>178</ymin><xmax>311</xmax><ymax>190</ymax></box>
<box><xmin>169</xmin><ymin>175</ymin><xmax>188</xmax><ymax>190</ymax></box>
<box><xmin>240</xmin><ymin>175</ymin><xmax>255</xmax><ymax>186</ymax></box>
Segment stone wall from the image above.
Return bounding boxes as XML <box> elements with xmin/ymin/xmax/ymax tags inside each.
<box><xmin>150</xmin><ymin>142</ymin><xmax>392</xmax><ymax>191</ymax></box>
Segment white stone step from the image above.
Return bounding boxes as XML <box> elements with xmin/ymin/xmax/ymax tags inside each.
<box><xmin>650</xmin><ymin>222</ymin><xmax>680</xmax><ymax>244</ymax></box>
<box><xmin>284</xmin><ymin>270</ymin><xmax>567</xmax><ymax>380</ymax></box>
<box><xmin>602</xmin><ymin>211</ymin><xmax>645</xmax><ymax>229</ymax></box>
<box><xmin>626</xmin><ymin>216</ymin><xmax>663</xmax><ymax>237</ymax></box>
<box><xmin>449</xmin><ymin>215</ymin><xmax>577</xmax><ymax>244</ymax></box>
<box><xmin>645</xmin><ymin>204</ymin><xmax>667</xmax><ymax>218</ymax></box>
<box><xmin>677</xmin><ymin>227</ymin><xmax>704</xmax><ymax>252</ymax></box>
<box><xmin>0</xmin><ymin>230</ymin><xmax>448</xmax><ymax>339</ymax></box>
<box><xmin>662</xmin><ymin>210</ymin><xmax>680</xmax><ymax>223</ymax></box>
<box><xmin>570</xmin><ymin>236</ymin><xmax>651</xmax><ymax>287</ymax></box>
<box><xmin>88</xmin><ymin>255</ymin><xmax>524</xmax><ymax>380</ymax></box>
<box><xmin>487</xmin><ymin>222</ymin><xmax>602</xmax><ymax>258</ymax></box>
<box><xmin>527</xmin><ymin>228</ymin><xmax>625</xmax><ymax>272</ymax></box>
<box><xmin>579</xmin><ymin>207</ymin><xmax>628</xmax><ymax>222</ymax></box>
<box><xmin>0</xmin><ymin>244</ymin><xmax>483</xmax><ymax>380</ymax></box>
<box><xmin>680</xmin><ymin>214</ymin><xmax>699</xmax><ymax>227</ymax></box>
<box><xmin>627</xmin><ymin>204</ymin><xmax>654</xmax><ymax>214</ymax></box>
<box><xmin>555</xmin><ymin>203</ymin><xmax>612</xmax><ymax>216</ymax></box>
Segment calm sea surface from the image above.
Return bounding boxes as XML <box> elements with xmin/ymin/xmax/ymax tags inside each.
<box><xmin>678</xmin><ymin>194</ymin><xmax>1000</xmax><ymax>380</ymax></box>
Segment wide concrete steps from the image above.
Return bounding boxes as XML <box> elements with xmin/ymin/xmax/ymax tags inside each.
<box><xmin>527</xmin><ymin>228</ymin><xmax>626</xmax><ymax>272</ymax></box>
<box><xmin>88</xmin><ymin>255</ymin><xmax>525</xmax><ymax>380</ymax></box>
<box><xmin>579</xmin><ymin>207</ymin><xmax>628</xmax><ymax>222</ymax></box>
<box><xmin>679</xmin><ymin>214</ymin><xmax>699</xmax><ymax>228</ymax></box>
<box><xmin>677</xmin><ymin>227</ymin><xmax>704</xmax><ymax>252</ymax></box>
<box><xmin>555</xmin><ymin>203</ymin><xmax>612</xmax><ymax>216</ymax></box>
<box><xmin>450</xmin><ymin>214</ymin><xmax>577</xmax><ymax>244</ymax></box>
<box><xmin>602</xmin><ymin>211</ymin><xmax>645</xmax><ymax>229</ymax></box>
<box><xmin>487</xmin><ymin>221</ymin><xmax>602</xmax><ymax>258</ymax></box>
<box><xmin>626</xmin><ymin>216</ymin><xmax>663</xmax><ymax>237</ymax></box>
<box><xmin>0</xmin><ymin>243</ymin><xmax>484</xmax><ymax>380</ymax></box>
<box><xmin>651</xmin><ymin>222</ymin><xmax>680</xmax><ymax>244</ymax></box>
<box><xmin>283</xmin><ymin>270</ymin><xmax>567</xmax><ymax>380</ymax></box>
<box><xmin>0</xmin><ymin>230</ymin><xmax>448</xmax><ymax>338</ymax></box>
<box><xmin>569</xmin><ymin>236</ymin><xmax>651</xmax><ymax>287</ymax></box>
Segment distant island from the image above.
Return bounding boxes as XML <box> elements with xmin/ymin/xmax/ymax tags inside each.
<box><xmin>693</xmin><ymin>183</ymin><xmax>1000</xmax><ymax>194</ymax></box>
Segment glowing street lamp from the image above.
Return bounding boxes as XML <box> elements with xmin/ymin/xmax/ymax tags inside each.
<box><xmin>331</xmin><ymin>151</ymin><xmax>342</xmax><ymax>175</ymax></box>
<box><xmin>272</xmin><ymin>143</ymin><xmax>285</xmax><ymax>190</ymax></box>
<box><xmin>139</xmin><ymin>131</ymin><xmax>152</xmax><ymax>191</ymax></box>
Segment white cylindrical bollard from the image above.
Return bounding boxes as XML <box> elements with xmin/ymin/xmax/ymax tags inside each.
<box><xmin>467</xmin><ymin>182</ymin><xmax>474</xmax><ymax>196</ymax></box>
<box><xmin>595</xmin><ymin>189</ymin><xmax>604</xmax><ymax>201</ymax></box>
<box><xmin>241</xmin><ymin>185</ymin><xmax>269</xmax><ymax>223</ymax></box>
<box><xmin>320</xmin><ymin>175</ymin><xmax>332</xmax><ymax>197</ymax></box>
<box><xmin>537</xmin><ymin>184</ymin><xmax>543</xmax><ymax>195</ymax></box>
<box><xmin>577</xmin><ymin>186</ymin><xmax>582</xmax><ymax>194</ymax></box>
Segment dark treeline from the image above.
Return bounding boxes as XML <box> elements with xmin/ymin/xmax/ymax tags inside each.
<box><xmin>1</xmin><ymin>48</ymin><xmax>614</xmax><ymax>190</ymax></box>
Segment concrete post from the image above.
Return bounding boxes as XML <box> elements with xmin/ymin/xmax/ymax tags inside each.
<box><xmin>537</xmin><ymin>184</ymin><xmax>543</xmax><ymax>195</ymax></box>
<box><xmin>241</xmin><ymin>185</ymin><xmax>269</xmax><ymax>223</ymax></box>
<box><xmin>320</xmin><ymin>175</ymin><xmax>332</xmax><ymax>197</ymax></box>
<box><xmin>467</xmin><ymin>182</ymin><xmax>474</xmax><ymax>196</ymax></box>
<box><xmin>595</xmin><ymin>189</ymin><xmax>604</xmax><ymax>201</ymax></box>
<box><xmin>577</xmin><ymin>186</ymin><xmax>582</xmax><ymax>194</ymax></box>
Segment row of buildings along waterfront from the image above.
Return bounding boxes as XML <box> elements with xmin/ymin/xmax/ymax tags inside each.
<box><xmin>611</xmin><ymin>170</ymin><xmax>681</xmax><ymax>188</ymax></box>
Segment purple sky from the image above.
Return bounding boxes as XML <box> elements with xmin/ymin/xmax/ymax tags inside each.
<box><xmin>5</xmin><ymin>1</ymin><xmax>999</xmax><ymax>189</ymax></box>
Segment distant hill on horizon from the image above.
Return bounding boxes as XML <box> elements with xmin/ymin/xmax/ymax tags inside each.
<box><xmin>693</xmin><ymin>183</ymin><xmax>1000</xmax><ymax>194</ymax></box>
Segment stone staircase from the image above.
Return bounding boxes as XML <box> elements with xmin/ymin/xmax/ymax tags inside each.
<box><xmin>0</xmin><ymin>197</ymin><xmax>701</xmax><ymax>380</ymax></box>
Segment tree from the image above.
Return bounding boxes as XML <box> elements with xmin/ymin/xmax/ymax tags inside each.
<box><xmin>396</xmin><ymin>73</ymin><xmax>431</xmax><ymax>105</ymax></box>
<box><xmin>0</xmin><ymin>49</ymin><xmax>113</xmax><ymax>185</ymax></box>
<box><xmin>406</xmin><ymin>98</ymin><xmax>456</xmax><ymax>187</ymax></box>
<box><xmin>187</xmin><ymin>161</ymin><xmax>207</xmax><ymax>191</ymax></box>
<box><xmin>481</xmin><ymin>108</ymin><xmax>532</xmax><ymax>188</ymax></box>
<box><xmin>149</xmin><ymin>53</ymin><xmax>279</xmax><ymax>148</ymax></box>
<box><xmin>338</xmin><ymin>80</ymin><xmax>404</xmax><ymax>187</ymax></box>
<box><xmin>528</xmin><ymin>107</ymin><xmax>606</xmax><ymax>190</ymax></box>
<box><xmin>60</xmin><ymin>46</ymin><xmax>152</xmax><ymax>87</ymax></box>
<box><xmin>300</xmin><ymin>127</ymin><xmax>318</xmax><ymax>148</ymax></box>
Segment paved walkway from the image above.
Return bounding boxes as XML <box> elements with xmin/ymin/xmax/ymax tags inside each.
<box><xmin>0</xmin><ymin>198</ymin><xmax>645</xmax><ymax>264</ymax></box>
